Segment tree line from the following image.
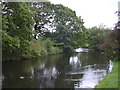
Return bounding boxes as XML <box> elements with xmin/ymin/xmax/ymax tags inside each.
<box><xmin>2</xmin><ymin>2</ymin><xmax>85</xmax><ymax>61</ymax></box>
<box><xmin>2</xmin><ymin>2</ymin><xmax>120</xmax><ymax>61</ymax></box>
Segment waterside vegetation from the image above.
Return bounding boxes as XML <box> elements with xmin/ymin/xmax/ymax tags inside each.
<box><xmin>2</xmin><ymin>1</ymin><xmax>120</xmax><ymax>89</ymax></box>
<box><xmin>96</xmin><ymin>61</ymin><xmax>119</xmax><ymax>88</ymax></box>
<box><xmin>2</xmin><ymin>2</ymin><xmax>117</xmax><ymax>61</ymax></box>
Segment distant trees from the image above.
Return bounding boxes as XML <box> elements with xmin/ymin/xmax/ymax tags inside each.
<box><xmin>104</xmin><ymin>22</ymin><xmax>120</xmax><ymax>60</ymax></box>
<box><xmin>74</xmin><ymin>26</ymin><xmax>112</xmax><ymax>50</ymax></box>
<box><xmin>82</xmin><ymin>22</ymin><xmax>120</xmax><ymax>61</ymax></box>
<box><xmin>86</xmin><ymin>27</ymin><xmax>112</xmax><ymax>50</ymax></box>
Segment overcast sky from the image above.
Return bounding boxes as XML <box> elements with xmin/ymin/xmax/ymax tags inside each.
<box><xmin>49</xmin><ymin>0</ymin><xmax>119</xmax><ymax>28</ymax></box>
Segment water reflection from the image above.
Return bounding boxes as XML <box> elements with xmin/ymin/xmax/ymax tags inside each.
<box><xmin>69</xmin><ymin>56</ymin><xmax>81</xmax><ymax>69</ymax></box>
<box><xmin>66</xmin><ymin>52</ymin><xmax>113</xmax><ymax>88</ymax></box>
<box><xmin>75</xmin><ymin>66</ymin><xmax>104</xmax><ymax>88</ymax></box>
<box><xmin>65</xmin><ymin>63</ymin><xmax>108</xmax><ymax>88</ymax></box>
<box><xmin>34</xmin><ymin>65</ymin><xmax>59</xmax><ymax>88</ymax></box>
<box><xmin>34</xmin><ymin>67</ymin><xmax>58</xmax><ymax>88</ymax></box>
<box><xmin>2</xmin><ymin>51</ymin><xmax>113</xmax><ymax>88</ymax></box>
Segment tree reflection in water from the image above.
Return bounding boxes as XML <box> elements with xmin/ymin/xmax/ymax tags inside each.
<box><xmin>2</xmin><ymin>51</ymin><xmax>112</xmax><ymax>88</ymax></box>
<box><xmin>69</xmin><ymin>56</ymin><xmax>82</xmax><ymax>69</ymax></box>
<box><xmin>34</xmin><ymin>66</ymin><xmax>58</xmax><ymax>88</ymax></box>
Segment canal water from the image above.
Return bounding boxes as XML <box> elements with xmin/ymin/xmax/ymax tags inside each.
<box><xmin>2</xmin><ymin>49</ymin><xmax>113</xmax><ymax>88</ymax></box>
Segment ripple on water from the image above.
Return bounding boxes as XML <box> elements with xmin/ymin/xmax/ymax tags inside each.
<box><xmin>65</xmin><ymin>64</ymin><xmax>109</xmax><ymax>88</ymax></box>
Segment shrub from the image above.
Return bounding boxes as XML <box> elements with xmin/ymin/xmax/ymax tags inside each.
<box><xmin>30</xmin><ymin>38</ymin><xmax>62</xmax><ymax>57</ymax></box>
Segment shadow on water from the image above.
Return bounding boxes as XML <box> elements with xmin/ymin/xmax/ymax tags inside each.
<box><xmin>2</xmin><ymin>50</ymin><xmax>113</xmax><ymax>88</ymax></box>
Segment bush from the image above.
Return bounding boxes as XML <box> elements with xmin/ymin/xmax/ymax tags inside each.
<box><xmin>30</xmin><ymin>38</ymin><xmax>62</xmax><ymax>57</ymax></box>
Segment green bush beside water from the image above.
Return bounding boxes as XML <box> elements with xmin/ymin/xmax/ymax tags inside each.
<box><xmin>96</xmin><ymin>61</ymin><xmax>119</xmax><ymax>88</ymax></box>
<box><xmin>2</xmin><ymin>33</ymin><xmax>63</xmax><ymax>61</ymax></box>
<box><xmin>29</xmin><ymin>38</ymin><xmax>63</xmax><ymax>58</ymax></box>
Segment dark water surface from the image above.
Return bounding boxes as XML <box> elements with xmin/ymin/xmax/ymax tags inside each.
<box><xmin>2</xmin><ymin>51</ymin><xmax>113</xmax><ymax>88</ymax></box>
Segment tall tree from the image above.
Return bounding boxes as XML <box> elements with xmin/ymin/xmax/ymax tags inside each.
<box><xmin>32</xmin><ymin>2</ymin><xmax>55</xmax><ymax>39</ymax></box>
<box><xmin>2</xmin><ymin>2</ymin><xmax>35</xmax><ymax>60</ymax></box>
<box><xmin>33</xmin><ymin>2</ymin><xmax>85</xmax><ymax>51</ymax></box>
<box><xmin>53</xmin><ymin>4</ymin><xmax>85</xmax><ymax>51</ymax></box>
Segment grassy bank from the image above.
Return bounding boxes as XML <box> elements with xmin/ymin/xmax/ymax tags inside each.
<box><xmin>96</xmin><ymin>61</ymin><xmax>119</xmax><ymax>88</ymax></box>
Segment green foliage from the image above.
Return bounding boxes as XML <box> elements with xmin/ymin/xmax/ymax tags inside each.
<box><xmin>73</xmin><ymin>28</ymin><xmax>89</xmax><ymax>48</ymax></box>
<box><xmin>2</xmin><ymin>2</ymin><xmax>35</xmax><ymax>61</ymax></box>
<box><xmin>2</xmin><ymin>31</ymin><xmax>20</xmax><ymax>51</ymax></box>
<box><xmin>75</xmin><ymin>27</ymin><xmax>112</xmax><ymax>50</ymax></box>
<box><xmin>32</xmin><ymin>2</ymin><xmax>55</xmax><ymax>38</ymax></box>
<box><xmin>52</xmin><ymin>5</ymin><xmax>85</xmax><ymax>51</ymax></box>
<box><xmin>103</xmin><ymin>28</ymin><xmax>120</xmax><ymax>60</ymax></box>
<box><xmin>30</xmin><ymin>38</ymin><xmax>62</xmax><ymax>58</ymax></box>
<box><xmin>2</xmin><ymin>30</ymin><xmax>21</xmax><ymax>60</ymax></box>
<box><xmin>2</xmin><ymin>2</ymin><xmax>35</xmax><ymax>40</ymax></box>
<box><xmin>32</xmin><ymin>2</ymin><xmax>85</xmax><ymax>52</ymax></box>
<box><xmin>2</xmin><ymin>2</ymin><xmax>85</xmax><ymax>61</ymax></box>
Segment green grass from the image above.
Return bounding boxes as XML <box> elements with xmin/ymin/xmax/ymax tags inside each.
<box><xmin>95</xmin><ymin>61</ymin><xmax>119</xmax><ymax>88</ymax></box>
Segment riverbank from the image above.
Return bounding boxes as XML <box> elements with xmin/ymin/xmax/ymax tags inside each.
<box><xmin>95</xmin><ymin>61</ymin><xmax>119</xmax><ymax>88</ymax></box>
<box><xmin>2</xmin><ymin>38</ymin><xmax>63</xmax><ymax>61</ymax></box>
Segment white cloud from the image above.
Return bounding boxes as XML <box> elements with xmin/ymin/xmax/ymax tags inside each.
<box><xmin>49</xmin><ymin>0</ymin><xmax>119</xmax><ymax>28</ymax></box>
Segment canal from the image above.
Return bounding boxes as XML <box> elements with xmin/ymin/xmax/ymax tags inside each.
<box><xmin>2</xmin><ymin>49</ymin><xmax>113</xmax><ymax>88</ymax></box>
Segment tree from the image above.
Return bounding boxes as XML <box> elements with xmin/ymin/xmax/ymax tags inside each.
<box><xmin>77</xmin><ymin>26</ymin><xmax>112</xmax><ymax>50</ymax></box>
<box><xmin>32</xmin><ymin>2</ymin><xmax>55</xmax><ymax>39</ymax></box>
<box><xmin>52</xmin><ymin>4</ymin><xmax>85</xmax><ymax>51</ymax></box>
<box><xmin>2</xmin><ymin>2</ymin><xmax>35</xmax><ymax>60</ymax></box>
<box><xmin>32</xmin><ymin>2</ymin><xmax>85</xmax><ymax>52</ymax></box>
